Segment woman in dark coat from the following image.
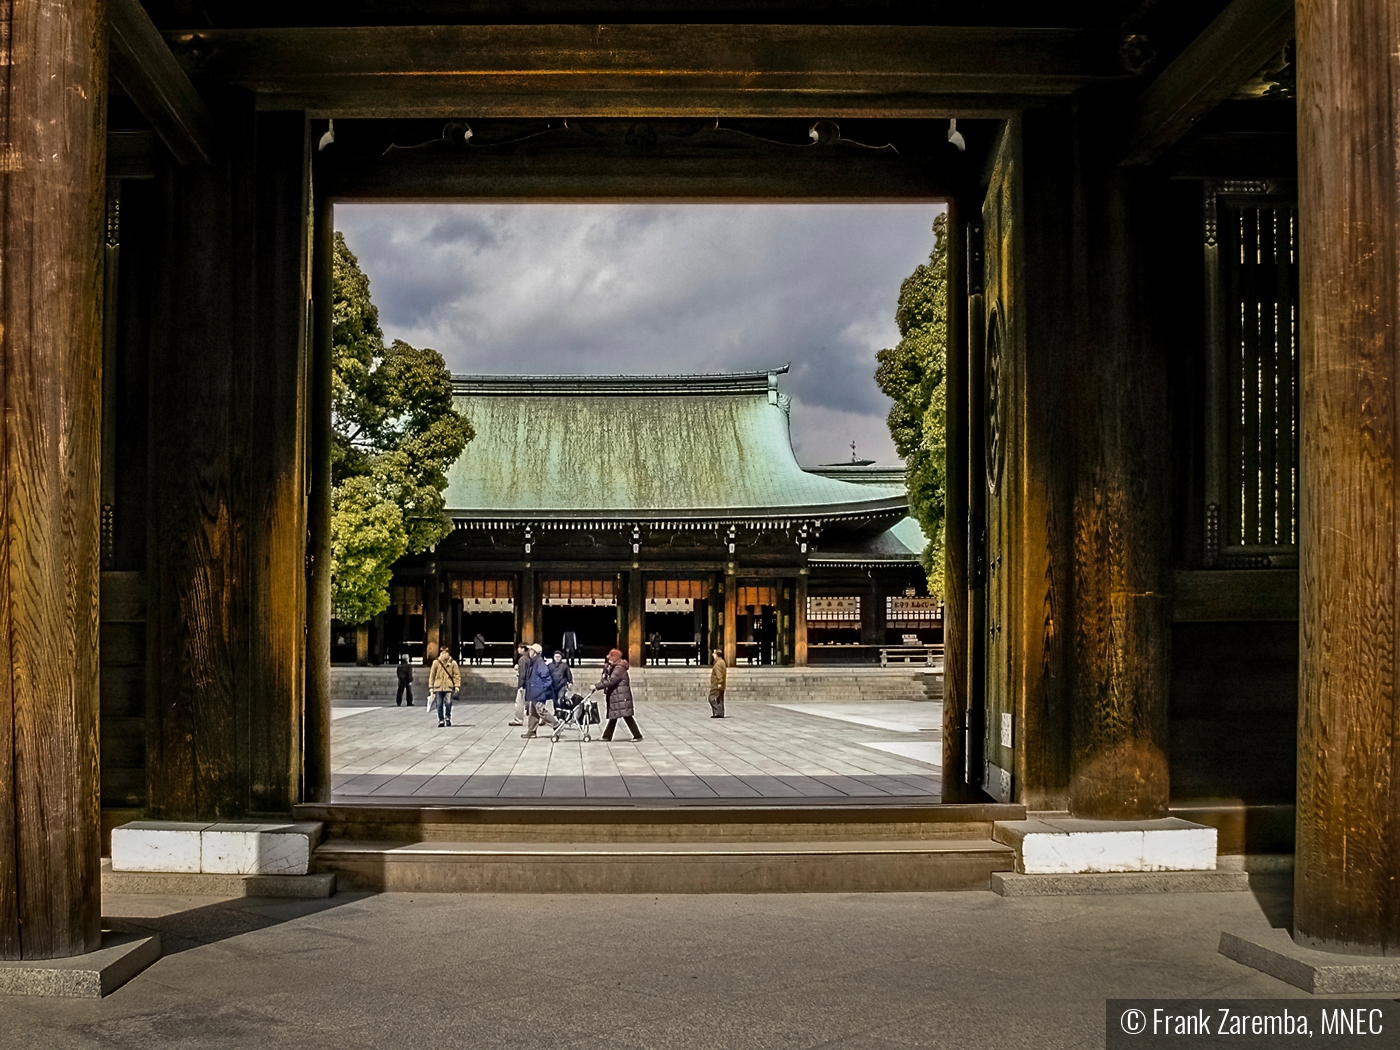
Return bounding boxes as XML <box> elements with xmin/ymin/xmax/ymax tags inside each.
<box><xmin>597</xmin><ymin>648</ymin><xmax>643</xmax><ymax>741</ymax></box>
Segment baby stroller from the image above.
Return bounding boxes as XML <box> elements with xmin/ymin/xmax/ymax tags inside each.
<box><xmin>551</xmin><ymin>687</ymin><xmax>602</xmax><ymax>743</ymax></box>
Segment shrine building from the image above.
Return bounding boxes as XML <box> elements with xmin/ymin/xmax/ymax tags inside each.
<box><xmin>348</xmin><ymin>367</ymin><xmax>941</xmax><ymax>668</ymax></box>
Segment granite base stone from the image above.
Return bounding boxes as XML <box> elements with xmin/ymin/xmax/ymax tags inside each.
<box><xmin>0</xmin><ymin>933</ymin><xmax>160</xmax><ymax>997</ymax></box>
<box><xmin>101</xmin><ymin>859</ymin><xmax>336</xmax><ymax>898</ymax></box>
<box><xmin>111</xmin><ymin>821</ymin><xmax>322</xmax><ymax>876</ymax></box>
<box><xmin>993</xmin><ymin>816</ymin><xmax>1217</xmax><ymax>874</ymax></box>
<box><xmin>1220</xmin><ymin>929</ymin><xmax>1400</xmax><ymax>994</ymax></box>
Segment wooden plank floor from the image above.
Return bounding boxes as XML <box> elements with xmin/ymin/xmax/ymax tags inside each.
<box><xmin>331</xmin><ymin>697</ymin><xmax>943</xmax><ymax>801</ymax></box>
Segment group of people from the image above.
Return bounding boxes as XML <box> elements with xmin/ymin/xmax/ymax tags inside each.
<box><xmin>392</xmin><ymin>644</ymin><xmax>732</xmax><ymax>735</ymax></box>
<box><xmin>510</xmin><ymin>642</ymin><xmax>643</xmax><ymax>741</ymax></box>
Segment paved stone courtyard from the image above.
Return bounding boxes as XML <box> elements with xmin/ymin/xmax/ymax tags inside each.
<box><xmin>1</xmin><ymin>877</ymin><xmax>1310</xmax><ymax>1050</ymax></box>
<box><xmin>332</xmin><ymin>695</ymin><xmax>943</xmax><ymax>802</ymax></box>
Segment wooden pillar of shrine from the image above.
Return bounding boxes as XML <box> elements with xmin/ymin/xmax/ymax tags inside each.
<box><xmin>1292</xmin><ymin>0</ymin><xmax>1400</xmax><ymax>955</ymax></box>
<box><xmin>0</xmin><ymin>0</ymin><xmax>107</xmax><ymax>960</ymax></box>
<box><xmin>1065</xmin><ymin>123</ymin><xmax>1172</xmax><ymax>820</ymax></box>
<box><xmin>793</xmin><ymin>573</ymin><xmax>809</xmax><ymax>667</ymax></box>
<box><xmin>941</xmin><ymin>196</ymin><xmax>974</xmax><ymax>801</ymax></box>
<box><xmin>722</xmin><ymin>575</ymin><xmax>738</xmax><ymax>668</ymax></box>
<box><xmin>625</xmin><ymin>569</ymin><xmax>644</xmax><ymax>666</ymax></box>
<box><xmin>304</xmin><ymin>176</ymin><xmax>333</xmax><ymax>804</ymax></box>
<box><xmin>146</xmin><ymin>96</ymin><xmax>313</xmax><ymax>818</ymax></box>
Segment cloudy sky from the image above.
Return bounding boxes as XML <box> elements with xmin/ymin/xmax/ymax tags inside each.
<box><xmin>336</xmin><ymin>203</ymin><xmax>944</xmax><ymax>465</ymax></box>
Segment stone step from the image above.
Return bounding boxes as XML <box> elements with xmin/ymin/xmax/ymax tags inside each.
<box><xmin>100</xmin><ymin>859</ymin><xmax>337</xmax><ymax>899</ymax></box>
<box><xmin>992</xmin><ymin>816</ymin><xmax>1217</xmax><ymax>874</ymax></box>
<box><xmin>296</xmin><ymin>802</ymin><xmax>1020</xmax><ymax>845</ymax></box>
<box><xmin>991</xmin><ymin>870</ymin><xmax>1250</xmax><ymax>896</ymax></box>
<box><xmin>314</xmin><ymin>837</ymin><xmax>1016</xmax><ymax>893</ymax></box>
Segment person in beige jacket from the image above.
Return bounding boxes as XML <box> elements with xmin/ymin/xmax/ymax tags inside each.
<box><xmin>708</xmin><ymin>649</ymin><xmax>726</xmax><ymax>719</ymax></box>
<box><xmin>429</xmin><ymin>647</ymin><xmax>462</xmax><ymax>727</ymax></box>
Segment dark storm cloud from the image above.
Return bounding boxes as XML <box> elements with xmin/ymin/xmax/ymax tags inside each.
<box><xmin>335</xmin><ymin>203</ymin><xmax>943</xmax><ymax>464</ymax></box>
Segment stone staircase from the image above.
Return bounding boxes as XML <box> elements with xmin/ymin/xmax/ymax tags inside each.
<box><xmin>295</xmin><ymin>801</ymin><xmax>1018</xmax><ymax>893</ymax></box>
<box><xmin>331</xmin><ymin>665</ymin><xmax>941</xmax><ymax>704</ymax></box>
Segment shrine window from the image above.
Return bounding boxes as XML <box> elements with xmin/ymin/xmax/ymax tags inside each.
<box><xmin>1203</xmin><ymin>180</ymin><xmax>1299</xmax><ymax>568</ymax></box>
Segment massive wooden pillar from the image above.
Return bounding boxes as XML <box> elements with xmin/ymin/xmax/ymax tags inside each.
<box><xmin>722</xmin><ymin>575</ymin><xmax>737</xmax><ymax>667</ymax></box>
<box><xmin>1293</xmin><ymin>0</ymin><xmax>1400</xmax><ymax>955</ymax></box>
<box><xmin>424</xmin><ymin>567</ymin><xmax>440</xmax><ymax>661</ymax></box>
<box><xmin>625</xmin><ymin>569</ymin><xmax>643</xmax><ymax>666</ymax></box>
<box><xmin>304</xmin><ymin>180</ymin><xmax>333</xmax><ymax>804</ymax></box>
<box><xmin>147</xmin><ymin>96</ymin><xmax>313</xmax><ymax>817</ymax></box>
<box><xmin>0</xmin><ymin>0</ymin><xmax>106</xmax><ymax>960</ymax></box>
<box><xmin>941</xmin><ymin>196</ymin><xmax>973</xmax><ymax>801</ymax></box>
<box><xmin>1066</xmin><ymin>130</ymin><xmax>1172</xmax><ymax>820</ymax></box>
<box><xmin>793</xmin><ymin>573</ymin><xmax>809</xmax><ymax>667</ymax></box>
<box><xmin>519</xmin><ymin>570</ymin><xmax>536</xmax><ymax>646</ymax></box>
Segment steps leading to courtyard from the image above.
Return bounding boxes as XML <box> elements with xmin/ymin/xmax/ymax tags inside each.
<box><xmin>330</xmin><ymin>665</ymin><xmax>942</xmax><ymax>705</ymax></box>
<box><xmin>297</xmin><ymin>802</ymin><xmax>1017</xmax><ymax>892</ymax></box>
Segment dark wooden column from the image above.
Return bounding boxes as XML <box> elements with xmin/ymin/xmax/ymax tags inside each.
<box><xmin>793</xmin><ymin>573</ymin><xmax>809</xmax><ymax>666</ymax></box>
<box><xmin>147</xmin><ymin>95</ymin><xmax>314</xmax><ymax>817</ymax></box>
<box><xmin>0</xmin><ymin>0</ymin><xmax>106</xmax><ymax>960</ymax></box>
<box><xmin>1293</xmin><ymin>0</ymin><xmax>1400</xmax><ymax>955</ymax></box>
<box><xmin>248</xmin><ymin>112</ymin><xmax>310</xmax><ymax>813</ymax></box>
<box><xmin>626</xmin><ymin>569</ymin><xmax>643</xmax><ymax>666</ymax></box>
<box><xmin>304</xmin><ymin>179</ymin><xmax>333</xmax><ymax>804</ymax></box>
<box><xmin>941</xmin><ymin>196</ymin><xmax>973</xmax><ymax>801</ymax></box>
<box><xmin>519</xmin><ymin>570</ymin><xmax>536</xmax><ymax>646</ymax></box>
<box><xmin>424</xmin><ymin>567</ymin><xmax>440</xmax><ymax>661</ymax></box>
<box><xmin>1066</xmin><ymin>135</ymin><xmax>1172</xmax><ymax>820</ymax></box>
<box><xmin>723</xmin><ymin>575</ymin><xmax>737</xmax><ymax>667</ymax></box>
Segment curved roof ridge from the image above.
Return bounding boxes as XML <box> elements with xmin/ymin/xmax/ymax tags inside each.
<box><xmin>453</xmin><ymin>364</ymin><xmax>788</xmax><ymax>398</ymax></box>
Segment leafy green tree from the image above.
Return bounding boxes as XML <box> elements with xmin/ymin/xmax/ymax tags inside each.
<box><xmin>875</xmin><ymin>212</ymin><xmax>948</xmax><ymax>595</ymax></box>
<box><xmin>330</xmin><ymin>233</ymin><xmax>474</xmax><ymax>624</ymax></box>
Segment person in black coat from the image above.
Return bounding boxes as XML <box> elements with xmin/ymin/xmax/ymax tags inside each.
<box><xmin>597</xmin><ymin>648</ymin><xmax>642</xmax><ymax>741</ymax></box>
<box><xmin>395</xmin><ymin>654</ymin><xmax>414</xmax><ymax>707</ymax></box>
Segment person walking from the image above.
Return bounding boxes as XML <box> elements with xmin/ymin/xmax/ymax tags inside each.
<box><xmin>472</xmin><ymin>632</ymin><xmax>486</xmax><ymax>666</ymax></box>
<box><xmin>597</xmin><ymin>648</ymin><xmax>642</xmax><ymax>742</ymax></box>
<box><xmin>561</xmin><ymin>629</ymin><xmax>579</xmax><ymax>667</ymax></box>
<box><xmin>395</xmin><ymin>654</ymin><xmax>415</xmax><ymax>707</ymax></box>
<box><xmin>522</xmin><ymin>649</ymin><xmax>560</xmax><ymax>738</ymax></box>
<box><xmin>429</xmin><ymin>646</ymin><xmax>461</xmax><ymax>727</ymax></box>
<box><xmin>547</xmin><ymin>649</ymin><xmax>572</xmax><ymax>717</ymax></box>
<box><xmin>708</xmin><ymin>648</ymin><xmax>726</xmax><ymax>718</ymax></box>
<box><xmin>512</xmin><ymin>643</ymin><xmax>540</xmax><ymax>726</ymax></box>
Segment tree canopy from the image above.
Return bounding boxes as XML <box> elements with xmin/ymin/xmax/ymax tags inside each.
<box><xmin>875</xmin><ymin>212</ymin><xmax>948</xmax><ymax>595</ymax></box>
<box><xmin>331</xmin><ymin>232</ymin><xmax>474</xmax><ymax>624</ymax></box>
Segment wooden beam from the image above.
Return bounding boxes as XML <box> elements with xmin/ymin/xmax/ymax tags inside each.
<box><xmin>325</xmin><ymin>149</ymin><xmax>956</xmax><ymax>202</ymax></box>
<box><xmin>0</xmin><ymin>0</ymin><xmax>106</xmax><ymax>959</ymax></box>
<box><xmin>1294</xmin><ymin>0</ymin><xmax>1400</xmax><ymax>955</ymax></box>
<box><xmin>166</xmin><ymin>25</ymin><xmax>1129</xmax><ymax>119</ymax></box>
<box><xmin>108</xmin><ymin>0</ymin><xmax>217</xmax><ymax>165</ymax></box>
<box><xmin>1120</xmin><ymin>0</ymin><xmax>1294</xmax><ymax>166</ymax></box>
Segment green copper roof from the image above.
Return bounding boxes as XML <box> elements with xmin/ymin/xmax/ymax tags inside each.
<box><xmin>444</xmin><ymin>370</ymin><xmax>907</xmax><ymax>522</ymax></box>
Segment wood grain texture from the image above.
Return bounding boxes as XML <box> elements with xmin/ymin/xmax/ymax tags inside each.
<box><xmin>939</xmin><ymin>197</ymin><xmax>972</xmax><ymax>800</ymax></box>
<box><xmin>0</xmin><ymin>0</ymin><xmax>107</xmax><ymax>959</ymax></box>
<box><xmin>146</xmin><ymin>93</ymin><xmax>311</xmax><ymax>818</ymax></box>
<box><xmin>1120</xmin><ymin>0</ymin><xmax>1295</xmax><ymax>166</ymax></box>
<box><xmin>1014</xmin><ymin>109</ymin><xmax>1075</xmax><ymax>810</ymax></box>
<box><xmin>1066</xmin><ymin>136</ymin><xmax>1173</xmax><ymax>821</ymax></box>
<box><xmin>247</xmin><ymin>112</ymin><xmax>309</xmax><ymax>813</ymax></box>
<box><xmin>304</xmin><ymin>186</ymin><xmax>333</xmax><ymax>803</ymax></box>
<box><xmin>1294</xmin><ymin>0</ymin><xmax>1400</xmax><ymax>955</ymax></box>
<box><xmin>144</xmin><ymin>91</ymin><xmax>255</xmax><ymax>820</ymax></box>
<box><xmin>166</xmin><ymin>24</ymin><xmax>1128</xmax><ymax>119</ymax></box>
<box><xmin>107</xmin><ymin>0</ymin><xmax>215</xmax><ymax>165</ymax></box>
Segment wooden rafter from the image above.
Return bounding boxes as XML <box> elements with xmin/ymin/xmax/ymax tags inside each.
<box><xmin>1120</xmin><ymin>0</ymin><xmax>1294</xmax><ymax>167</ymax></box>
<box><xmin>109</xmin><ymin>0</ymin><xmax>218</xmax><ymax>165</ymax></box>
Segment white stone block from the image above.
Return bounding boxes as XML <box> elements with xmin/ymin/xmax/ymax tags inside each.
<box><xmin>200</xmin><ymin>823</ymin><xmax>322</xmax><ymax>875</ymax></box>
<box><xmin>994</xmin><ymin>817</ymin><xmax>1217</xmax><ymax>874</ymax></box>
<box><xmin>110</xmin><ymin>822</ymin><xmax>209</xmax><ymax>873</ymax></box>
<box><xmin>1141</xmin><ymin>825</ymin><xmax>1217</xmax><ymax>871</ymax></box>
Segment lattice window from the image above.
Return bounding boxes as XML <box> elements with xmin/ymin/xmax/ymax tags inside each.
<box><xmin>542</xmin><ymin>577</ymin><xmax>617</xmax><ymax>606</ymax></box>
<box><xmin>1204</xmin><ymin>181</ymin><xmax>1300</xmax><ymax>568</ymax></box>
